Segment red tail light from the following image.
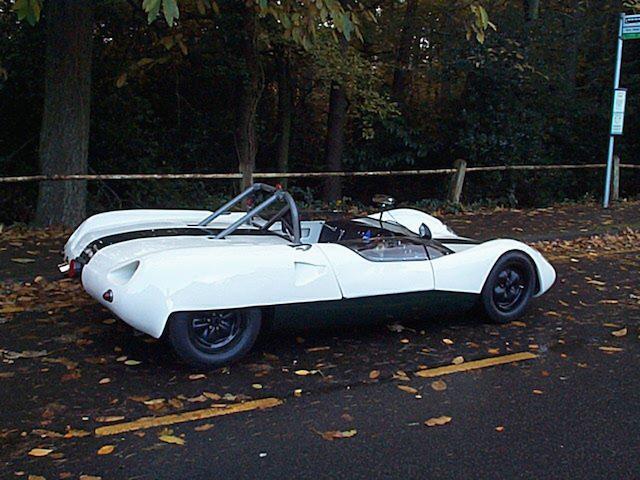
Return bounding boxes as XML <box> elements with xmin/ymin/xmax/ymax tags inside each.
<box><xmin>67</xmin><ymin>259</ymin><xmax>82</xmax><ymax>279</ymax></box>
<box><xmin>68</xmin><ymin>259</ymin><xmax>77</xmax><ymax>278</ymax></box>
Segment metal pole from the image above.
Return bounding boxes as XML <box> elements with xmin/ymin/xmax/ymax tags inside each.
<box><xmin>604</xmin><ymin>13</ymin><xmax>625</xmax><ymax>208</ymax></box>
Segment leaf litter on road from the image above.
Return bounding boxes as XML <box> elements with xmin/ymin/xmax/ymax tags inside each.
<box><xmin>318</xmin><ymin>429</ymin><xmax>357</xmax><ymax>441</ymax></box>
<box><xmin>97</xmin><ymin>445</ymin><xmax>115</xmax><ymax>455</ymax></box>
<box><xmin>424</xmin><ymin>416</ymin><xmax>452</xmax><ymax>427</ymax></box>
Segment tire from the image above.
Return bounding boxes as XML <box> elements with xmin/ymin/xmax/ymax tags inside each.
<box><xmin>168</xmin><ymin>308</ymin><xmax>261</xmax><ymax>368</ymax></box>
<box><xmin>479</xmin><ymin>251</ymin><xmax>536</xmax><ymax>324</ymax></box>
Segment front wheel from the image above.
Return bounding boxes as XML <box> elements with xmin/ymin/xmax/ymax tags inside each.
<box><xmin>479</xmin><ymin>252</ymin><xmax>536</xmax><ymax>324</ymax></box>
<box><xmin>168</xmin><ymin>308</ymin><xmax>261</xmax><ymax>368</ymax></box>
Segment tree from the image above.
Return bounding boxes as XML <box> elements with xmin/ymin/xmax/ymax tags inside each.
<box><xmin>235</xmin><ymin>5</ymin><xmax>263</xmax><ymax>191</ymax></box>
<box><xmin>144</xmin><ymin>0</ymin><xmax>366</xmax><ymax>191</ymax></box>
<box><xmin>275</xmin><ymin>44</ymin><xmax>293</xmax><ymax>180</ymax></box>
<box><xmin>391</xmin><ymin>0</ymin><xmax>417</xmax><ymax>104</ymax></box>
<box><xmin>13</xmin><ymin>0</ymin><xmax>93</xmax><ymax>226</ymax></box>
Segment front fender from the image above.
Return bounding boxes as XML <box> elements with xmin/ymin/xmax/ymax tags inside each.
<box><xmin>431</xmin><ymin>239</ymin><xmax>556</xmax><ymax>296</ymax></box>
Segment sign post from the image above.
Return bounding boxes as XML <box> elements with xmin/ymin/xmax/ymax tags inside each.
<box><xmin>604</xmin><ymin>13</ymin><xmax>639</xmax><ymax>207</ymax></box>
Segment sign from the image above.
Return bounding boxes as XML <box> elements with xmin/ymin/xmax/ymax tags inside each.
<box><xmin>622</xmin><ymin>14</ymin><xmax>640</xmax><ymax>40</ymax></box>
<box><xmin>611</xmin><ymin>88</ymin><xmax>627</xmax><ymax>136</ymax></box>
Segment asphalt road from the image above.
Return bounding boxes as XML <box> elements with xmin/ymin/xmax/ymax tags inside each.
<box><xmin>0</xmin><ymin>201</ymin><xmax>639</xmax><ymax>479</ymax></box>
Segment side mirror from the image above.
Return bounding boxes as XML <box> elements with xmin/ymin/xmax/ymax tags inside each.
<box><xmin>419</xmin><ymin>223</ymin><xmax>432</xmax><ymax>239</ymax></box>
<box><xmin>372</xmin><ymin>194</ymin><xmax>396</xmax><ymax>209</ymax></box>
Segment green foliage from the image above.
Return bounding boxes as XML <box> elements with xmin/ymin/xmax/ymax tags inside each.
<box><xmin>3</xmin><ymin>0</ymin><xmax>640</xmax><ymax>225</ymax></box>
<box><xmin>11</xmin><ymin>0</ymin><xmax>41</xmax><ymax>26</ymax></box>
<box><xmin>142</xmin><ymin>0</ymin><xmax>180</xmax><ymax>26</ymax></box>
<box><xmin>308</xmin><ymin>35</ymin><xmax>399</xmax><ymax>139</ymax></box>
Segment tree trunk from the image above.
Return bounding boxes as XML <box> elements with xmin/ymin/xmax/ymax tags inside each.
<box><xmin>235</xmin><ymin>7</ymin><xmax>263</xmax><ymax>192</ymax></box>
<box><xmin>391</xmin><ymin>0</ymin><xmax>417</xmax><ymax>105</ymax></box>
<box><xmin>523</xmin><ymin>0</ymin><xmax>540</xmax><ymax>22</ymax></box>
<box><xmin>35</xmin><ymin>0</ymin><xmax>93</xmax><ymax>227</ymax></box>
<box><xmin>275</xmin><ymin>46</ymin><xmax>292</xmax><ymax>185</ymax></box>
<box><xmin>322</xmin><ymin>81</ymin><xmax>348</xmax><ymax>203</ymax></box>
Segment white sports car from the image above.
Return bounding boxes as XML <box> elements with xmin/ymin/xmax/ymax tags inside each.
<box><xmin>60</xmin><ymin>183</ymin><xmax>556</xmax><ymax>367</ymax></box>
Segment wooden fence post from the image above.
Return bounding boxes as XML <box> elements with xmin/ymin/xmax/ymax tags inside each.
<box><xmin>611</xmin><ymin>155</ymin><xmax>620</xmax><ymax>202</ymax></box>
<box><xmin>448</xmin><ymin>159</ymin><xmax>467</xmax><ymax>204</ymax></box>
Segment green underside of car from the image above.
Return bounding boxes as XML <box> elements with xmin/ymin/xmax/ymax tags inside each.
<box><xmin>272</xmin><ymin>290</ymin><xmax>479</xmax><ymax>329</ymax></box>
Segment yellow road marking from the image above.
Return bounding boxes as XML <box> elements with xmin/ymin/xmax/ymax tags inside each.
<box><xmin>415</xmin><ymin>351</ymin><xmax>537</xmax><ymax>378</ymax></box>
<box><xmin>95</xmin><ymin>397</ymin><xmax>283</xmax><ymax>436</ymax></box>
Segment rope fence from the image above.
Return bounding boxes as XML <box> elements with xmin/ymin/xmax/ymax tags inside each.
<box><xmin>0</xmin><ymin>163</ymin><xmax>638</xmax><ymax>183</ymax></box>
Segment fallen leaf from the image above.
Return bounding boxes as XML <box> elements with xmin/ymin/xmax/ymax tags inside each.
<box><xmin>188</xmin><ymin>374</ymin><xmax>206</xmax><ymax>380</ymax></box>
<box><xmin>97</xmin><ymin>445</ymin><xmax>115</xmax><ymax>455</ymax></box>
<box><xmin>63</xmin><ymin>429</ymin><xmax>90</xmax><ymax>438</ymax></box>
<box><xmin>510</xmin><ymin>321</ymin><xmax>527</xmax><ymax>327</ymax></box>
<box><xmin>0</xmin><ymin>306</ymin><xmax>24</xmax><ymax>314</ymax></box>
<box><xmin>611</xmin><ymin>327</ymin><xmax>627</xmax><ymax>337</ymax></box>
<box><xmin>98</xmin><ymin>378</ymin><xmax>111</xmax><ymax>385</ymax></box>
<box><xmin>397</xmin><ymin>385</ymin><xmax>418</xmax><ymax>395</ymax></box>
<box><xmin>392</xmin><ymin>370</ymin><xmax>410</xmax><ymax>381</ymax></box>
<box><xmin>319</xmin><ymin>429</ymin><xmax>357</xmax><ymax>441</ymax></box>
<box><xmin>305</xmin><ymin>346</ymin><xmax>330</xmax><ymax>352</ymax></box>
<box><xmin>42</xmin><ymin>357</ymin><xmax>78</xmax><ymax>370</ymax></box>
<box><xmin>424</xmin><ymin>416</ymin><xmax>452</xmax><ymax>427</ymax></box>
<box><xmin>451</xmin><ymin>356</ymin><xmax>464</xmax><ymax>365</ymax></box>
<box><xmin>294</xmin><ymin>369</ymin><xmax>311</xmax><ymax>376</ymax></box>
<box><xmin>368</xmin><ymin>370</ymin><xmax>380</xmax><ymax>380</ymax></box>
<box><xmin>431</xmin><ymin>380</ymin><xmax>447</xmax><ymax>391</ymax></box>
<box><xmin>187</xmin><ymin>394</ymin><xmax>208</xmax><ymax>403</ymax></box>
<box><xmin>251</xmin><ymin>384</ymin><xmax>263</xmax><ymax>390</ymax></box>
<box><xmin>143</xmin><ymin>398</ymin><xmax>165</xmax><ymax>406</ymax></box>
<box><xmin>123</xmin><ymin>360</ymin><xmax>141</xmax><ymax>366</ymax></box>
<box><xmin>599</xmin><ymin>346</ymin><xmax>623</xmax><ymax>352</ymax></box>
<box><xmin>11</xmin><ymin>258</ymin><xmax>35</xmax><ymax>264</ymax></box>
<box><xmin>194</xmin><ymin>423</ymin><xmax>214</xmax><ymax>432</ymax></box>
<box><xmin>495</xmin><ymin>426</ymin><xmax>505</xmax><ymax>432</ymax></box>
<box><xmin>95</xmin><ymin>416</ymin><xmax>125</xmax><ymax>423</ymax></box>
<box><xmin>532</xmin><ymin>389</ymin><xmax>543</xmax><ymax>395</ymax></box>
<box><xmin>159</xmin><ymin>434</ymin><xmax>185</xmax><ymax>445</ymax></box>
<box><xmin>293</xmin><ymin>389</ymin><xmax>302</xmax><ymax>397</ymax></box>
<box><xmin>387</xmin><ymin>323</ymin><xmax>405</xmax><ymax>332</ymax></box>
<box><xmin>487</xmin><ymin>348</ymin><xmax>500</xmax><ymax>355</ymax></box>
<box><xmin>442</xmin><ymin>338</ymin><xmax>454</xmax><ymax>345</ymax></box>
<box><xmin>79</xmin><ymin>476</ymin><xmax>102</xmax><ymax>480</ymax></box>
<box><xmin>28</xmin><ymin>448</ymin><xmax>53</xmax><ymax>457</ymax></box>
<box><xmin>28</xmin><ymin>476</ymin><xmax>46</xmax><ymax>480</ymax></box>
<box><xmin>2</xmin><ymin>349</ymin><xmax>48</xmax><ymax>360</ymax></box>
<box><xmin>341</xmin><ymin>413</ymin><xmax>354</xmax><ymax>422</ymax></box>
<box><xmin>203</xmin><ymin>392</ymin><xmax>221</xmax><ymax>401</ymax></box>
<box><xmin>32</xmin><ymin>429</ymin><xmax>63</xmax><ymax>438</ymax></box>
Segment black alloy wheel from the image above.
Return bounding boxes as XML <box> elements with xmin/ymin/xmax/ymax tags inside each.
<box><xmin>480</xmin><ymin>251</ymin><xmax>536</xmax><ymax>324</ymax></box>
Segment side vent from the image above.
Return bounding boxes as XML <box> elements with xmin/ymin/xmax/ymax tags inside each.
<box><xmin>107</xmin><ymin>261</ymin><xmax>140</xmax><ymax>285</ymax></box>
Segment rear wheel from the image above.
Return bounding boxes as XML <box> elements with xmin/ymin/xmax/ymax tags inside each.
<box><xmin>479</xmin><ymin>252</ymin><xmax>536</xmax><ymax>324</ymax></box>
<box><xmin>168</xmin><ymin>308</ymin><xmax>261</xmax><ymax>368</ymax></box>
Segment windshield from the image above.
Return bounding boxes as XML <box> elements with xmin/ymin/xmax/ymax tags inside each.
<box><xmin>318</xmin><ymin>217</ymin><xmax>418</xmax><ymax>243</ymax></box>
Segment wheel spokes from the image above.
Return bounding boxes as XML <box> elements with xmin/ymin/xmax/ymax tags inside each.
<box><xmin>493</xmin><ymin>267</ymin><xmax>526</xmax><ymax>310</ymax></box>
<box><xmin>190</xmin><ymin>311</ymin><xmax>242</xmax><ymax>350</ymax></box>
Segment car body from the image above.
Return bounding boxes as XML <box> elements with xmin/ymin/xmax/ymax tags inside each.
<box><xmin>60</xmin><ymin>184</ymin><xmax>556</xmax><ymax>367</ymax></box>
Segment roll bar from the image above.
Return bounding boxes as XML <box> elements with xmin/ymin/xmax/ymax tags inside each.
<box><xmin>198</xmin><ymin>183</ymin><xmax>301</xmax><ymax>244</ymax></box>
